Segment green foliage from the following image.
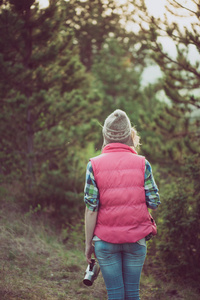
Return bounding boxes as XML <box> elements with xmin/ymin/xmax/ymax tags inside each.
<box><xmin>158</xmin><ymin>154</ymin><xmax>200</xmax><ymax>280</ymax></box>
<box><xmin>132</xmin><ymin>0</ymin><xmax>200</xmax><ymax>165</ymax></box>
<box><xmin>64</xmin><ymin>0</ymin><xmax>130</xmax><ymax>71</ymax></box>
<box><xmin>1</xmin><ymin>0</ymin><xmax>200</xmax><ymax>286</ymax></box>
<box><xmin>92</xmin><ymin>38</ymin><xmax>142</xmax><ymax>110</ymax></box>
<box><xmin>0</xmin><ymin>0</ymin><xmax>101</xmax><ymax>216</ymax></box>
<box><xmin>131</xmin><ymin>0</ymin><xmax>200</xmax><ymax>280</ymax></box>
<box><xmin>91</xmin><ymin>37</ymin><xmax>145</xmax><ymax>149</ymax></box>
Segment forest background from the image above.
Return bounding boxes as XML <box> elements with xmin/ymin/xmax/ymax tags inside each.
<box><xmin>0</xmin><ymin>0</ymin><xmax>200</xmax><ymax>299</ymax></box>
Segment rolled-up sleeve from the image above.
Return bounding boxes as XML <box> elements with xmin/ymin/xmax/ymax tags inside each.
<box><xmin>144</xmin><ymin>160</ymin><xmax>161</xmax><ymax>209</ymax></box>
<box><xmin>84</xmin><ymin>161</ymin><xmax>99</xmax><ymax>212</ymax></box>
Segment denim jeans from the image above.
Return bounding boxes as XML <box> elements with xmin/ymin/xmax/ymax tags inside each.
<box><xmin>95</xmin><ymin>240</ymin><xmax>146</xmax><ymax>300</ymax></box>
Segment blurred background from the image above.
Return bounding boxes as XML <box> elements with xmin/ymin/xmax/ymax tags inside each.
<box><xmin>0</xmin><ymin>0</ymin><xmax>200</xmax><ymax>299</ymax></box>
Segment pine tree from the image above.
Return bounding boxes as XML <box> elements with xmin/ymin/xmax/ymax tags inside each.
<box><xmin>0</xmin><ymin>0</ymin><xmax>100</xmax><ymax>203</ymax></box>
<box><xmin>62</xmin><ymin>0</ymin><xmax>148</xmax><ymax>150</ymax></box>
<box><xmin>131</xmin><ymin>0</ymin><xmax>200</xmax><ymax>165</ymax></box>
<box><xmin>92</xmin><ymin>38</ymin><xmax>143</xmax><ymax>132</ymax></box>
<box><xmin>130</xmin><ymin>0</ymin><xmax>200</xmax><ymax>280</ymax></box>
<box><xmin>64</xmin><ymin>0</ymin><xmax>138</xmax><ymax>71</ymax></box>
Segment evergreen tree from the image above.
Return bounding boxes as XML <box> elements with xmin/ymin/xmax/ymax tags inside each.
<box><xmin>0</xmin><ymin>0</ymin><xmax>100</xmax><ymax>213</ymax></box>
<box><xmin>92</xmin><ymin>38</ymin><xmax>143</xmax><ymax>144</ymax></box>
<box><xmin>131</xmin><ymin>0</ymin><xmax>200</xmax><ymax>165</ymax></box>
<box><xmin>62</xmin><ymin>0</ymin><xmax>148</xmax><ymax>150</ymax></box>
<box><xmin>130</xmin><ymin>0</ymin><xmax>200</xmax><ymax>280</ymax></box>
<box><xmin>64</xmin><ymin>0</ymin><xmax>130</xmax><ymax>71</ymax></box>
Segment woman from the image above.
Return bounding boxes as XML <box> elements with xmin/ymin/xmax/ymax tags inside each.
<box><xmin>84</xmin><ymin>109</ymin><xmax>160</xmax><ymax>300</ymax></box>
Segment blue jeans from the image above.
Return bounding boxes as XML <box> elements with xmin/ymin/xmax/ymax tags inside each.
<box><xmin>95</xmin><ymin>241</ymin><xmax>146</xmax><ymax>300</ymax></box>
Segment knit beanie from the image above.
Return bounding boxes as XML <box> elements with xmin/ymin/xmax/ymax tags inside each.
<box><xmin>103</xmin><ymin>109</ymin><xmax>133</xmax><ymax>146</ymax></box>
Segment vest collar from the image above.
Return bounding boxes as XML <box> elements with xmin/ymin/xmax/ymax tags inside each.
<box><xmin>102</xmin><ymin>143</ymin><xmax>137</xmax><ymax>155</ymax></box>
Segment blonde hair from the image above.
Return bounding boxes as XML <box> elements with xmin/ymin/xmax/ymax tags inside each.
<box><xmin>131</xmin><ymin>127</ymin><xmax>141</xmax><ymax>150</ymax></box>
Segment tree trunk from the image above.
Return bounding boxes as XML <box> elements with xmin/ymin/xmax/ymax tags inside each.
<box><xmin>26</xmin><ymin>105</ymin><xmax>35</xmax><ymax>192</ymax></box>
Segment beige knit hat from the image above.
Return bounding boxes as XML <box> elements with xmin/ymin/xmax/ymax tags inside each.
<box><xmin>103</xmin><ymin>109</ymin><xmax>133</xmax><ymax>146</ymax></box>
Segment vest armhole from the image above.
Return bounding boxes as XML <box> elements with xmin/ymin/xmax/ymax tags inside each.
<box><xmin>142</xmin><ymin>156</ymin><xmax>146</xmax><ymax>176</ymax></box>
<box><xmin>90</xmin><ymin>158</ymin><xmax>96</xmax><ymax>178</ymax></box>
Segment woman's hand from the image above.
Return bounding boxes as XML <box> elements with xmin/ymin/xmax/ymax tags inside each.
<box><xmin>85</xmin><ymin>244</ymin><xmax>95</xmax><ymax>264</ymax></box>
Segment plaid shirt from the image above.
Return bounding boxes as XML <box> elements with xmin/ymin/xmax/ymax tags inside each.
<box><xmin>84</xmin><ymin>159</ymin><xmax>160</xmax><ymax>212</ymax></box>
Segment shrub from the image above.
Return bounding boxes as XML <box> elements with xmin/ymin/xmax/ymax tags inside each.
<box><xmin>157</xmin><ymin>154</ymin><xmax>200</xmax><ymax>281</ymax></box>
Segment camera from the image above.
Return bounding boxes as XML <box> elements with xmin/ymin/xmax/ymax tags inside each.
<box><xmin>83</xmin><ymin>259</ymin><xmax>100</xmax><ymax>286</ymax></box>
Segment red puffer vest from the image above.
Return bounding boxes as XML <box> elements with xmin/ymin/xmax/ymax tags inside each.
<box><xmin>90</xmin><ymin>143</ymin><xmax>153</xmax><ymax>243</ymax></box>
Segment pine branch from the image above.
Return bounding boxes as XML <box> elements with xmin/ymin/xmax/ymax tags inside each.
<box><xmin>185</xmin><ymin>139</ymin><xmax>200</xmax><ymax>154</ymax></box>
<box><xmin>172</xmin><ymin>131</ymin><xmax>200</xmax><ymax>138</ymax></box>
<box><xmin>164</xmin><ymin>85</ymin><xmax>200</xmax><ymax>109</ymax></box>
<box><xmin>153</xmin><ymin>42</ymin><xmax>200</xmax><ymax>79</ymax></box>
<box><xmin>143</xmin><ymin>13</ymin><xmax>200</xmax><ymax>53</ymax></box>
<box><xmin>165</xmin><ymin>6</ymin><xmax>193</xmax><ymax>18</ymax></box>
<box><xmin>173</xmin><ymin>0</ymin><xmax>197</xmax><ymax>16</ymax></box>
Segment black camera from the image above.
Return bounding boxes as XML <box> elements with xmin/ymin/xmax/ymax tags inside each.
<box><xmin>83</xmin><ymin>259</ymin><xmax>100</xmax><ymax>286</ymax></box>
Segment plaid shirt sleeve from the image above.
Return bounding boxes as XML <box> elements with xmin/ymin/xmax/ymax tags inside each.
<box><xmin>144</xmin><ymin>159</ymin><xmax>161</xmax><ymax>209</ymax></box>
<box><xmin>84</xmin><ymin>161</ymin><xmax>99</xmax><ymax>212</ymax></box>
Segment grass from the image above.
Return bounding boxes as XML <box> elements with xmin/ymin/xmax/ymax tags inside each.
<box><xmin>0</xmin><ymin>185</ymin><xmax>199</xmax><ymax>300</ymax></box>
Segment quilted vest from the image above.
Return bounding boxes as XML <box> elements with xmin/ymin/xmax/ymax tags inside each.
<box><xmin>90</xmin><ymin>143</ymin><xmax>153</xmax><ymax>243</ymax></box>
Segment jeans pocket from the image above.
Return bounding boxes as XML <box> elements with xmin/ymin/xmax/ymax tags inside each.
<box><xmin>136</xmin><ymin>238</ymin><xmax>146</xmax><ymax>247</ymax></box>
